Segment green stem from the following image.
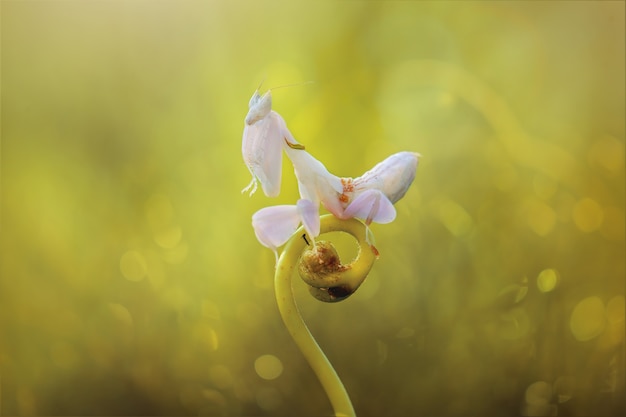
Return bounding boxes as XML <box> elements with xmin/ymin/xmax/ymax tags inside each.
<box><xmin>274</xmin><ymin>215</ymin><xmax>377</xmax><ymax>417</ymax></box>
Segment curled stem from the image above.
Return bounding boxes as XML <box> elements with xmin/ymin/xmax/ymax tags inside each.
<box><xmin>274</xmin><ymin>214</ymin><xmax>377</xmax><ymax>417</ymax></box>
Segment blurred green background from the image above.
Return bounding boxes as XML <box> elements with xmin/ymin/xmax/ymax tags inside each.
<box><xmin>1</xmin><ymin>1</ymin><xmax>624</xmax><ymax>416</ymax></box>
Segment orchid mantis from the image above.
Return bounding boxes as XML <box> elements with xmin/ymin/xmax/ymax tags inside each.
<box><xmin>242</xmin><ymin>85</ymin><xmax>419</xmax><ymax>258</ymax></box>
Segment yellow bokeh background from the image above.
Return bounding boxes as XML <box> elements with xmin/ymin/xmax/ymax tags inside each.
<box><xmin>1</xmin><ymin>2</ymin><xmax>624</xmax><ymax>416</ymax></box>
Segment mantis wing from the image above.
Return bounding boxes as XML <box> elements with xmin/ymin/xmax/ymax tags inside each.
<box><xmin>242</xmin><ymin>86</ymin><xmax>304</xmax><ymax>197</ymax></box>
<box><xmin>242</xmin><ymin>111</ymin><xmax>285</xmax><ymax>197</ymax></box>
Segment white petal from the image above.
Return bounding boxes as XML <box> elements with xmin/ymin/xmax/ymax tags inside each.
<box><xmin>343</xmin><ymin>189</ymin><xmax>397</xmax><ymax>224</ymax></box>
<box><xmin>297</xmin><ymin>199</ymin><xmax>320</xmax><ymax>239</ymax></box>
<box><xmin>251</xmin><ymin>205</ymin><xmax>302</xmax><ymax>250</ymax></box>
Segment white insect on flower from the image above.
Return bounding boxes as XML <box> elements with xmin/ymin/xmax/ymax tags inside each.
<box><xmin>241</xmin><ymin>87</ymin><xmax>305</xmax><ymax>197</ymax></box>
<box><xmin>241</xmin><ymin>83</ymin><xmax>419</xmax><ymax>257</ymax></box>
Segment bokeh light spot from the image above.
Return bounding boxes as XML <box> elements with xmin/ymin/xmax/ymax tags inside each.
<box><xmin>437</xmin><ymin>91</ymin><xmax>456</xmax><ymax>107</ymax></box>
<box><xmin>153</xmin><ymin>225</ymin><xmax>182</xmax><ymax>249</ymax></box>
<box><xmin>119</xmin><ymin>250</ymin><xmax>147</xmax><ymax>282</ymax></box>
<box><xmin>537</xmin><ymin>269</ymin><xmax>559</xmax><ymax>293</ymax></box>
<box><xmin>570</xmin><ymin>296</ymin><xmax>606</xmax><ymax>341</ymax></box>
<box><xmin>163</xmin><ymin>241</ymin><xmax>189</xmax><ymax>264</ymax></box>
<box><xmin>522</xmin><ymin>380</ymin><xmax>557</xmax><ymax>416</ymax></box>
<box><xmin>145</xmin><ymin>193</ymin><xmax>174</xmax><ymax>230</ymax></box>
<box><xmin>525</xmin><ymin>380</ymin><xmax>552</xmax><ymax>405</ymax></box>
<box><xmin>107</xmin><ymin>303</ymin><xmax>133</xmax><ymax>326</ymax></box>
<box><xmin>572</xmin><ymin>198</ymin><xmax>603</xmax><ymax>233</ymax></box>
<box><xmin>254</xmin><ymin>354</ymin><xmax>283</xmax><ymax>380</ymax></box>
<box><xmin>162</xmin><ymin>286</ymin><xmax>190</xmax><ymax>310</ymax></box>
<box><xmin>192</xmin><ymin>323</ymin><xmax>219</xmax><ymax>352</ymax></box>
